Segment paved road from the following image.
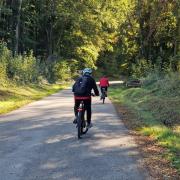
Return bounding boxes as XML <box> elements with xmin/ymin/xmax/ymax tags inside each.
<box><xmin>0</xmin><ymin>89</ymin><xmax>151</xmax><ymax>180</ymax></box>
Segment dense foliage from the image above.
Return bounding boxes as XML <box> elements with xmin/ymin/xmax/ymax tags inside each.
<box><xmin>0</xmin><ymin>0</ymin><xmax>179</xmax><ymax>83</ymax></box>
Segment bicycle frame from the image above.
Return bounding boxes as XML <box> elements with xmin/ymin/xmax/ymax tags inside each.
<box><xmin>77</xmin><ymin>101</ymin><xmax>84</xmax><ymax>112</ymax></box>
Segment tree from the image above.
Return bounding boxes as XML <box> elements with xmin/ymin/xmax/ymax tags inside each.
<box><xmin>15</xmin><ymin>0</ymin><xmax>22</xmax><ymax>54</ymax></box>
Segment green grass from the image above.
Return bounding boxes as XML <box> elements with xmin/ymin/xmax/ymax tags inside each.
<box><xmin>0</xmin><ymin>83</ymin><xmax>68</xmax><ymax>114</ymax></box>
<box><xmin>109</xmin><ymin>73</ymin><xmax>180</xmax><ymax>172</ymax></box>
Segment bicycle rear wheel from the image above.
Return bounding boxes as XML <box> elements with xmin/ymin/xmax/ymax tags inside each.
<box><xmin>101</xmin><ymin>93</ymin><xmax>105</xmax><ymax>104</ymax></box>
<box><xmin>103</xmin><ymin>97</ymin><xmax>105</xmax><ymax>104</ymax></box>
<box><xmin>77</xmin><ymin>111</ymin><xmax>82</xmax><ymax>139</ymax></box>
<box><xmin>101</xmin><ymin>89</ymin><xmax>106</xmax><ymax>104</ymax></box>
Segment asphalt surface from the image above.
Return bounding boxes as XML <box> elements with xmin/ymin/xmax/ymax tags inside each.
<box><xmin>0</xmin><ymin>89</ymin><xmax>152</xmax><ymax>180</ymax></box>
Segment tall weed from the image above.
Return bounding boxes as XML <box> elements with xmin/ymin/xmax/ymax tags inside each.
<box><xmin>0</xmin><ymin>43</ymin><xmax>11</xmax><ymax>85</ymax></box>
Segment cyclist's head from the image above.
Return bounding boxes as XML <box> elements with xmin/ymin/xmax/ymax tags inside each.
<box><xmin>82</xmin><ymin>68</ymin><xmax>92</xmax><ymax>76</ymax></box>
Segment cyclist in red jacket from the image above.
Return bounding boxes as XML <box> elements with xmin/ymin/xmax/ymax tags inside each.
<box><xmin>99</xmin><ymin>76</ymin><xmax>109</xmax><ymax>97</ymax></box>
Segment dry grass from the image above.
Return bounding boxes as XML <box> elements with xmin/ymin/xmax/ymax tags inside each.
<box><xmin>114</xmin><ymin>103</ymin><xmax>180</xmax><ymax>179</ymax></box>
<box><xmin>0</xmin><ymin>84</ymin><xmax>67</xmax><ymax>114</ymax></box>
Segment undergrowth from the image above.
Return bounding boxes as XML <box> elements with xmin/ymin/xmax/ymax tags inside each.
<box><xmin>109</xmin><ymin>72</ymin><xmax>180</xmax><ymax>172</ymax></box>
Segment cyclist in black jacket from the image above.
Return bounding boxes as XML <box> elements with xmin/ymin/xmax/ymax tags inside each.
<box><xmin>72</xmin><ymin>68</ymin><xmax>99</xmax><ymax>128</ymax></box>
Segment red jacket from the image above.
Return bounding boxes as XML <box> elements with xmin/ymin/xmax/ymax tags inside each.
<box><xmin>99</xmin><ymin>77</ymin><xmax>109</xmax><ymax>87</ymax></box>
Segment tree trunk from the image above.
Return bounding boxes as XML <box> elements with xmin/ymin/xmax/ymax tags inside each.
<box><xmin>49</xmin><ymin>0</ymin><xmax>56</xmax><ymax>56</ymax></box>
<box><xmin>15</xmin><ymin>0</ymin><xmax>22</xmax><ymax>55</ymax></box>
<box><xmin>174</xmin><ymin>1</ymin><xmax>180</xmax><ymax>56</ymax></box>
<box><xmin>137</xmin><ymin>0</ymin><xmax>145</xmax><ymax>58</ymax></box>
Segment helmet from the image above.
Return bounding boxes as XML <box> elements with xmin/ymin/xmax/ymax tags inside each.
<box><xmin>82</xmin><ymin>68</ymin><xmax>92</xmax><ymax>75</ymax></box>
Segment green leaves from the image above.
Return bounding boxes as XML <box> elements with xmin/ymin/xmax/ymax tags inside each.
<box><xmin>0</xmin><ymin>0</ymin><xmax>179</xmax><ymax>82</ymax></box>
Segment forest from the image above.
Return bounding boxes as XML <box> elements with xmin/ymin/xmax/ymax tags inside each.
<box><xmin>0</xmin><ymin>0</ymin><xmax>180</xmax><ymax>175</ymax></box>
<box><xmin>0</xmin><ymin>0</ymin><xmax>179</xmax><ymax>84</ymax></box>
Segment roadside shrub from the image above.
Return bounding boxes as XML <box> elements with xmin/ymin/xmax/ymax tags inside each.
<box><xmin>8</xmin><ymin>51</ymin><xmax>39</xmax><ymax>84</ymax></box>
<box><xmin>0</xmin><ymin>43</ymin><xmax>74</xmax><ymax>85</ymax></box>
<box><xmin>155</xmin><ymin>72</ymin><xmax>180</xmax><ymax>97</ymax></box>
<box><xmin>140</xmin><ymin>71</ymin><xmax>180</xmax><ymax>125</ymax></box>
<box><xmin>143</xmin><ymin>71</ymin><xmax>180</xmax><ymax>96</ymax></box>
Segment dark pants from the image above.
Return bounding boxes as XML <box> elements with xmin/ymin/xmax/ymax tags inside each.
<box><xmin>100</xmin><ymin>86</ymin><xmax>108</xmax><ymax>94</ymax></box>
<box><xmin>74</xmin><ymin>99</ymin><xmax>92</xmax><ymax>124</ymax></box>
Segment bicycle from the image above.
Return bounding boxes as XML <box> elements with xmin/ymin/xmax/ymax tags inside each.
<box><xmin>101</xmin><ymin>87</ymin><xmax>106</xmax><ymax>104</ymax></box>
<box><xmin>76</xmin><ymin>100</ymin><xmax>89</xmax><ymax>139</ymax></box>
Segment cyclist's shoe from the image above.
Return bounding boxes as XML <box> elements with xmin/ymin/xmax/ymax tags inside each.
<box><xmin>87</xmin><ymin>122</ymin><xmax>93</xmax><ymax>128</ymax></box>
<box><xmin>73</xmin><ymin>118</ymin><xmax>77</xmax><ymax>124</ymax></box>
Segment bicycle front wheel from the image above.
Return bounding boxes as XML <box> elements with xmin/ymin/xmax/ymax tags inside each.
<box><xmin>81</xmin><ymin>119</ymin><xmax>88</xmax><ymax>134</ymax></box>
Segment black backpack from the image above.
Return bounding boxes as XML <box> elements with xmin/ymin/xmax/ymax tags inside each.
<box><xmin>73</xmin><ymin>76</ymin><xmax>89</xmax><ymax>96</ymax></box>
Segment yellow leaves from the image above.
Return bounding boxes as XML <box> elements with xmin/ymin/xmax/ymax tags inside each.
<box><xmin>121</xmin><ymin>63</ymin><xmax>128</xmax><ymax>68</ymax></box>
<box><xmin>73</xmin><ymin>30</ymin><xmax>83</xmax><ymax>37</ymax></box>
<box><xmin>75</xmin><ymin>44</ymin><xmax>100</xmax><ymax>68</ymax></box>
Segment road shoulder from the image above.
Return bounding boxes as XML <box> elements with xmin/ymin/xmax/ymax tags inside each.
<box><xmin>113</xmin><ymin>103</ymin><xmax>180</xmax><ymax>179</ymax></box>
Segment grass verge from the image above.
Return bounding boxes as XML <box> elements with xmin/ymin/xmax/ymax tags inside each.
<box><xmin>0</xmin><ymin>83</ymin><xmax>68</xmax><ymax>114</ymax></box>
<box><xmin>109</xmin><ymin>75</ymin><xmax>180</xmax><ymax>177</ymax></box>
